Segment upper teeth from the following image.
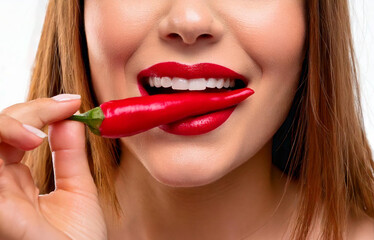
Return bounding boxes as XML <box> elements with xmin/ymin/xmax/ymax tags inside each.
<box><xmin>148</xmin><ymin>77</ymin><xmax>236</xmax><ymax>90</ymax></box>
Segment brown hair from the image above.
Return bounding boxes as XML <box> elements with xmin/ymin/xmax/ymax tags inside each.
<box><xmin>24</xmin><ymin>0</ymin><xmax>119</xmax><ymax>208</ymax></box>
<box><xmin>24</xmin><ymin>0</ymin><xmax>374</xmax><ymax>239</ymax></box>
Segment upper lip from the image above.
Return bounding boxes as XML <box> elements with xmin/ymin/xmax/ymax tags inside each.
<box><xmin>137</xmin><ymin>62</ymin><xmax>248</xmax><ymax>85</ymax></box>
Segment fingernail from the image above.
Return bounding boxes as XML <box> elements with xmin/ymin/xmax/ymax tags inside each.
<box><xmin>22</xmin><ymin>124</ymin><xmax>47</xmax><ymax>139</ymax></box>
<box><xmin>52</xmin><ymin>94</ymin><xmax>81</xmax><ymax>102</ymax></box>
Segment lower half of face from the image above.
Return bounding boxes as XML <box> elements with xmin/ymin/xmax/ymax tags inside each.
<box><xmin>85</xmin><ymin>0</ymin><xmax>306</xmax><ymax>187</ymax></box>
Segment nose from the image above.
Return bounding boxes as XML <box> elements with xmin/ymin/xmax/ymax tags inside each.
<box><xmin>158</xmin><ymin>1</ymin><xmax>224</xmax><ymax>45</ymax></box>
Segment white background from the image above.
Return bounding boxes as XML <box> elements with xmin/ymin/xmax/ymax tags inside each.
<box><xmin>0</xmin><ymin>1</ymin><xmax>373</xmax><ymax>151</ymax></box>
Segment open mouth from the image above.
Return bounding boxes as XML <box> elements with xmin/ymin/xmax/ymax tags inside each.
<box><xmin>137</xmin><ymin>62</ymin><xmax>249</xmax><ymax>96</ymax></box>
<box><xmin>136</xmin><ymin>62</ymin><xmax>252</xmax><ymax>135</ymax></box>
<box><xmin>140</xmin><ymin>77</ymin><xmax>247</xmax><ymax>96</ymax></box>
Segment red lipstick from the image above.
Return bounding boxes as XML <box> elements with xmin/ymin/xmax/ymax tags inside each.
<box><xmin>137</xmin><ymin>62</ymin><xmax>253</xmax><ymax>136</ymax></box>
<box><xmin>138</xmin><ymin>62</ymin><xmax>248</xmax><ymax>82</ymax></box>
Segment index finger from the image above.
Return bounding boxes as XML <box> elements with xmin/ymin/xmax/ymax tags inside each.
<box><xmin>1</xmin><ymin>94</ymin><xmax>82</xmax><ymax>129</ymax></box>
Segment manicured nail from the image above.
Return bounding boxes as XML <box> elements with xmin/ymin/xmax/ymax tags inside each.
<box><xmin>22</xmin><ymin>124</ymin><xmax>47</xmax><ymax>139</ymax></box>
<box><xmin>52</xmin><ymin>94</ymin><xmax>81</xmax><ymax>102</ymax></box>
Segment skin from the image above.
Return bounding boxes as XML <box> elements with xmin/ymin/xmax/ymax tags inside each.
<box><xmin>85</xmin><ymin>0</ymin><xmax>304</xmax><ymax>239</ymax></box>
<box><xmin>85</xmin><ymin>0</ymin><xmax>305</xmax><ymax>187</ymax></box>
<box><xmin>0</xmin><ymin>98</ymin><xmax>106</xmax><ymax>240</ymax></box>
<box><xmin>0</xmin><ymin>0</ymin><xmax>373</xmax><ymax>240</ymax></box>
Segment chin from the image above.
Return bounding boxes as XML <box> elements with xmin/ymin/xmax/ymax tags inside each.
<box><xmin>145</xmin><ymin>153</ymin><xmax>229</xmax><ymax>188</ymax></box>
<box><xmin>151</xmin><ymin>170</ymin><xmax>223</xmax><ymax>188</ymax></box>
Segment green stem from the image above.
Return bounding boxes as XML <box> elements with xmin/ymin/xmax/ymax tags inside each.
<box><xmin>68</xmin><ymin>107</ymin><xmax>104</xmax><ymax>136</ymax></box>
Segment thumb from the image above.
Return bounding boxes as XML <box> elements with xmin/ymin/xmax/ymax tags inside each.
<box><xmin>49</xmin><ymin>120</ymin><xmax>97</xmax><ymax>195</ymax></box>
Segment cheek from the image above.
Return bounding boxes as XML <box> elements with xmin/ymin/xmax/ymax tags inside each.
<box><xmin>231</xmin><ymin>1</ymin><xmax>305</xmax><ymax>121</ymax></box>
<box><xmin>219</xmin><ymin>1</ymin><xmax>306</xmax><ymax>158</ymax></box>
<box><xmin>84</xmin><ymin>1</ymin><xmax>159</xmax><ymax>61</ymax></box>
<box><xmin>84</xmin><ymin>1</ymin><xmax>163</xmax><ymax>102</ymax></box>
<box><xmin>220</xmin><ymin>0</ymin><xmax>306</xmax><ymax>73</ymax></box>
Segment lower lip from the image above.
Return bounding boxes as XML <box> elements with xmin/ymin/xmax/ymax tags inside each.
<box><xmin>159</xmin><ymin>106</ymin><xmax>236</xmax><ymax>135</ymax></box>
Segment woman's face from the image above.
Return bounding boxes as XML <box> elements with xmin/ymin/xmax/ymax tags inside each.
<box><xmin>84</xmin><ymin>0</ymin><xmax>306</xmax><ymax>187</ymax></box>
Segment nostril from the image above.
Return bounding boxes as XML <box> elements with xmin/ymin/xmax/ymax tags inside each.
<box><xmin>167</xmin><ymin>33</ymin><xmax>181</xmax><ymax>40</ymax></box>
<box><xmin>166</xmin><ymin>33</ymin><xmax>214</xmax><ymax>44</ymax></box>
<box><xmin>199</xmin><ymin>33</ymin><xmax>212</xmax><ymax>39</ymax></box>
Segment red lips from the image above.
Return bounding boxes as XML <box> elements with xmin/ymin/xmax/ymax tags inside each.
<box><xmin>137</xmin><ymin>62</ymin><xmax>253</xmax><ymax>135</ymax></box>
<box><xmin>138</xmin><ymin>62</ymin><xmax>248</xmax><ymax>82</ymax></box>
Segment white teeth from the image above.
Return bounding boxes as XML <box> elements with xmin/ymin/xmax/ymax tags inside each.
<box><xmin>216</xmin><ymin>78</ymin><xmax>224</xmax><ymax>89</ymax></box>
<box><xmin>189</xmin><ymin>78</ymin><xmax>207</xmax><ymax>90</ymax></box>
<box><xmin>206</xmin><ymin>78</ymin><xmax>217</xmax><ymax>88</ymax></box>
<box><xmin>154</xmin><ymin>77</ymin><xmax>162</xmax><ymax>88</ymax></box>
<box><xmin>161</xmin><ymin>77</ymin><xmax>172</xmax><ymax>88</ymax></box>
<box><xmin>171</xmin><ymin>77</ymin><xmax>189</xmax><ymax>90</ymax></box>
<box><xmin>223</xmin><ymin>79</ymin><xmax>230</xmax><ymax>88</ymax></box>
<box><xmin>149</xmin><ymin>78</ymin><xmax>155</xmax><ymax>87</ymax></box>
<box><xmin>148</xmin><ymin>77</ymin><xmax>237</xmax><ymax>90</ymax></box>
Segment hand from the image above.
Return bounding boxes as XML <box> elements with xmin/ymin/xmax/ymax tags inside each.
<box><xmin>0</xmin><ymin>95</ymin><xmax>107</xmax><ymax>240</ymax></box>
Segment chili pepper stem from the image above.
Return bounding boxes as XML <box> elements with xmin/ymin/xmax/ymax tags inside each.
<box><xmin>68</xmin><ymin>107</ymin><xmax>104</xmax><ymax>136</ymax></box>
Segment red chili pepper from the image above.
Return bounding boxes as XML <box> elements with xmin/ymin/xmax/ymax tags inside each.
<box><xmin>69</xmin><ymin>88</ymin><xmax>254</xmax><ymax>138</ymax></box>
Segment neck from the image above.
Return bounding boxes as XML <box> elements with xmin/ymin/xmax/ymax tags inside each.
<box><xmin>107</xmin><ymin>142</ymin><xmax>298</xmax><ymax>240</ymax></box>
